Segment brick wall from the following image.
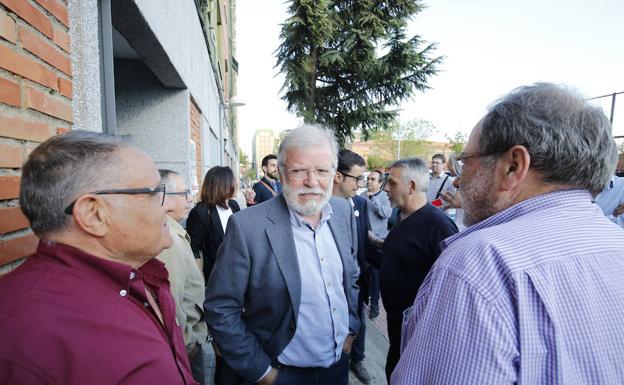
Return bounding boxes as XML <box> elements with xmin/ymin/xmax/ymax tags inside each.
<box><xmin>0</xmin><ymin>0</ymin><xmax>72</xmax><ymax>273</ymax></box>
<box><xmin>190</xmin><ymin>97</ymin><xmax>203</xmax><ymax>187</ymax></box>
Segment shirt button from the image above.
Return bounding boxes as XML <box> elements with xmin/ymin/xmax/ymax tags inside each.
<box><xmin>143</xmin><ymin>302</ymin><xmax>150</xmax><ymax>307</ymax></box>
<box><xmin>332</xmin><ymin>308</ymin><xmax>336</xmax><ymax>312</ymax></box>
<box><xmin>327</xmin><ymin>282</ymin><xmax>332</xmax><ymax>287</ymax></box>
<box><xmin>119</xmin><ymin>289</ymin><xmax>128</xmax><ymax>297</ymax></box>
<box><xmin>129</xmin><ymin>271</ymin><xmax>136</xmax><ymax>280</ymax></box>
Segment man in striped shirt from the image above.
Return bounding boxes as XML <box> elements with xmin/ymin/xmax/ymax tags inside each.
<box><xmin>392</xmin><ymin>83</ymin><xmax>624</xmax><ymax>385</ymax></box>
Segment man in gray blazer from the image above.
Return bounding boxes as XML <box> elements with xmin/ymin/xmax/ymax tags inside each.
<box><xmin>204</xmin><ymin>125</ymin><xmax>360</xmax><ymax>385</ymax></box>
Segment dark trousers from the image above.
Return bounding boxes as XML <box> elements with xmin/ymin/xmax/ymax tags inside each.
<box><xmin>385</xmin><ymin>310</ymin><xmax>403</xmax><ymax>383</ymax></box>
<box><xmin>218</xmin><ymin>353</ymin><xmax>349</xmax><ymax>385</ymax></box>
<box><xmin>189</xmin><ymin>344</ymin><xmax>205</xmax><ymax>385</ymax></box>
<box><xmin>273</xmin><ymin>352</ymin><xmax>350</xmax><ymax>385</ymax></box>
<box><xmin>368</xmin><ymin>266</ymin><xmax>380</xmax><ymax>307</ymax></box>
<box><xmin>351</xmin><ymin>292</ymin><xmax>367</xmax><ymax>363</ymax></box>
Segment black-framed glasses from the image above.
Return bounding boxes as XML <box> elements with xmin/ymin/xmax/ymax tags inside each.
<box><xmin>340</xmin><ymin>171</ymin><xmax>365</xmax><ymax>186</ymax></box>
<box><xmin>456</xmin><ymin>149</ymin><xmax>507</xmax><ymax>163</ymax></box>
<box><xmin>166</xmin><ymin>189</ymin><xmax>191</xmax><ymax>200</ymax></box>
<box><xmin>64</xmin><ymin>184</ymin><xmax>167</xmax><ymax>215</ymax></box>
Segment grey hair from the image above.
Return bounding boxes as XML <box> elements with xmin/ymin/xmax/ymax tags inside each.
<box><xmin>20</xmin><ymin>130</ymin><xmax>128</xmax><ymax>237</ymax></box>
<box><xmin>480</xmin><ymin>83</ymin><xmax>617</xmax><ymax>194</ymax></box>
<box><xmin>277</xmin><ymin>124</ymin><xmax>339</xmax><ymax>170</ymax></box>
<box><xmin>390</xmin><ymin>157</ymin><xmax>430</xmax><ymax>193</ymax></box>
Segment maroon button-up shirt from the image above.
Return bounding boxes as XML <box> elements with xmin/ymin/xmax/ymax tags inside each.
<box><xmin>0</xmin><ymin>241</ymin><xmax>197</xmax><ymax>385</ymax></box>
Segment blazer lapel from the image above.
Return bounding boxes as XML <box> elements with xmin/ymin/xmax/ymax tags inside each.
<box><xmin>209</xmin><ymin>207</ymin><xmax>225</xmax><ymax>242</ymax></box>
<box><xmin>266</xmin><ymin>196</ymin><xmax>301</xmax><ymax>320</ymax></box>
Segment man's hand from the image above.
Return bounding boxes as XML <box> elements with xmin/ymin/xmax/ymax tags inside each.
<box><xmin>257</xmin><ymin>367</ymin><xmax>278</xmax><ymax>385</ymax></box>
<box><xmin>342</xmin><ymin>334</ymin><xmax>355</xmax><ymax>354</ymax></box>
<box><xmin>613</xmin><ymin>203</ymin><xmax>624</xmax><ymax>217</ymax></box>
<box><xmin>440</xmin><ymin>191</ymin><xmax>462</xmax><ymax>209</ymax></box>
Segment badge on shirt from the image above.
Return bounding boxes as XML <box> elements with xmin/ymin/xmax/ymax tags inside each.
<box><xmin>354</xmin><ymin>209</ymin><xmax>360</xmax><ymax>217</ymax></box>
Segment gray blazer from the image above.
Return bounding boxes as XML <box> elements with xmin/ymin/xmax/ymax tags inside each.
<box><xmin>204</xmin><ymin>195</ymin><xmax>360</xmax><ymax>382</ymax></box>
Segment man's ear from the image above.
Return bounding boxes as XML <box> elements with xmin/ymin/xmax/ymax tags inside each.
<box><xmin>408</xmin><ymin>180</ymin><xmax>417</xmax><ymax>194</ymax></box>
<box><xmin>499</xmin><ymin>145</ymin><xmax>530</xmax><ymax>191</ymax></box>
<box><xmin>334</xmin><ymin>172</ymin><xmax>343</xmax><ymax>184</ymax></box>
<box><xmin>71</xmin><ymin>195</ymin><xmax>111</xmax><ymax>238</ymax></box>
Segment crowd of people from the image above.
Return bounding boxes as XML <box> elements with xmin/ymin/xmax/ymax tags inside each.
<box><xmin>1</xmin><ymin>82</ymin><xmax>623</xmax><ymax>385</ymax></box>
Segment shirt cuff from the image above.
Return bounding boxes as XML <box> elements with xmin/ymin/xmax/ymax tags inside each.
<box><xmin>255</xmin><ymin>365</ymin><xmax>273</xmax><ymax>383</ymax></box>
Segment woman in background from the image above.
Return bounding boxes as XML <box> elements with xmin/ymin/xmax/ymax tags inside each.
<box><xmin>186</xmin><ymin>166</ymin><xmax>240</xmax><ymax>283</ymax></box>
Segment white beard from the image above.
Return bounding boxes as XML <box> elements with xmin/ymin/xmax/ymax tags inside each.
<box><xmin>282</xmin><ymin>182</ymin><xmax>333</xmax><ymax>217</ymax></box>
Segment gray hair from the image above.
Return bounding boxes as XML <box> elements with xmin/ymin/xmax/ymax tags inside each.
<box><xmin>278</xmin><ymin>124</ymin><xmax>339</xmax><ymax>170</ymax></box>
<box><xmin>20</xmin><ymin>130</ymin><xmax>128</xmax><ymax>237</ymax></box>
<box><xmin>480</xmin><ymin>83</ymin><xmax>617</xmax><ymax>193</ymax></box>
<box><xmin>390</xmin><ymin>157</ymin><xmax>430</xmax><ymax>193</ymax></box>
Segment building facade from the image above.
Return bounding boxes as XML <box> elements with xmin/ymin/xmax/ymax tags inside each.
<box><xmin>0</xmin><ymin>0</ymin><xmax>239</xmax><ymax>273</ymax></box>
<box><xmin>251</xmin><ymin>128</ymin><xmax>276</xmax><ymax>178</ymax></box>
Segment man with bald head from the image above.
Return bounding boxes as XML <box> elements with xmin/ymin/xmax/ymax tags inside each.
<box><xmin>0</xmin><ymin>130</ymin><xmax>197</xmax><ymax>385</ymax></box>
<box><xmin>393</xmin><ymin>83</ymin><xmax>624</xmax><ymax>384</ymax></box>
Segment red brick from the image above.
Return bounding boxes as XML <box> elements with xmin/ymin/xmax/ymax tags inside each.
<box><xmin>25</xmin><ymin>86</ymin><xmax>72</xmax><ymax>122</ymax></box>
<box><xmin>0</xmin><ymin>207</ymin><xmax>30</xmax><ymax>234</ymax></box>
<box><xmin>0</xmin><ymin>9</ymin><xmax>16</xmax><ymax>43</ymax></box>
<box><xmin>0</xmin><ymin>114</ymin><xmax>53</xmax><ymax>142</ymax></box>
<box><xmin>0</xmin><ymin>0</ymin><xmax>52</xmax><ymax>38</ymax></box>
<box><xmin>0</xmin><ymin>142</ymin><xmax>23</xmax><ymax>168</ymax></box>
<box><xmin>0</xmin><ymin>76</ymin><xmax>20</xmax><ymax>107</ymax></box>
<box><xmin>0</xmin><ymin>232</ymin><xmax>38</xmax><ymax>266</ymax></box>
<box><xmin>52</xmin><ymin>24</ymin><xmax>69</xmax><ymax>52</ymax></box>
<box><xmin>33</xmin><ymin>0</ymin><xmax>68</xmax><ymax>27</ymax></box>
<box><xmin>0</xmin><ymin>175</ymin><xmax>20</xmax><ymax>199</ymax></box>
<box><xmin>55</xmin><ymin>126</ymin><xmax>70</xmax><ymax>134</ymax></box>
<box><xmin>0</xmin><ymin>45</ymin><xmax>58</xmax><ymax>90</ymax></box>
<box><xmin>58</xmin><ymin>76</ymin><xmax>71</xmax><ymax>98</ymax></box>
<box><xmin>19</xmin><ymin>26</ymin><xmax>71</xmax><ymax>76</ymax></box>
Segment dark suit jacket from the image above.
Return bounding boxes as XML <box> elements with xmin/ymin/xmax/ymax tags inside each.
<box><xmin>352</xmin><ymin>195</ymin><xmax>371</xmax><ymax>299</ymax></box>
<box><xmin>251</xmin><ymin>177</ymin><xmax>281</xmax><ymax>205</ymax></box>
<box><xmin>204</xmin><ymin>195</ymin><xmax>360</xmax><ymax>383</ymax></box>
<box><xmin>186</xmin><ymin>199</ymin><xmax>240</xmax><ymax>282</ymax></box>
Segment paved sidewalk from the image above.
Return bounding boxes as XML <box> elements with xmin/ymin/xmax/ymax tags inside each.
<box><xmin>349</xmin><ymin>303</ymin><xmax>390</xmax><ymax>385</ymax></box>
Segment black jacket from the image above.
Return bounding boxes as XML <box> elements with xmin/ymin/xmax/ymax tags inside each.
<box><xmin>186</xmin><ymin>199</ymin><xmax>240</xmax><ymax>282</ymax></box>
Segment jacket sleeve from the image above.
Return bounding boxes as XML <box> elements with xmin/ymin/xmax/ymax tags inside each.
<box><xmin>185</xmin><ymin>206</ymin><xmax>206</xmax><ymax>259</ymax></box>
<box><xmin>203</xmin><ymin>215</ymin><xmax>272</xmax><ymax>383</ymax></box>
<box><xmin>370</xmin><ymin>193</ymin><xmax>392</xmax><ymax>219</ymax></box>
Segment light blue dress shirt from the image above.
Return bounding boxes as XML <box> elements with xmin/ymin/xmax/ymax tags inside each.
<box><xmin>277</xmin><ymin>204</ymin><xmax>349</xmax><ymax>367</ymax></box>
<box><xmin>392</xmin><ymin>190</ymin><xmax>624</xmax><ymax>384</ymax></box>
<box><xmin>594</xmin><ymin>175</ymin><xmax>624</xmax><ymax>227</ymax></box>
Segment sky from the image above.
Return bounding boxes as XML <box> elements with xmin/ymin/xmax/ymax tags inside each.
<box><xmin>235</xmin><ymin>0</ymin><xmax>624</xmax><ymax>155</ymax></box>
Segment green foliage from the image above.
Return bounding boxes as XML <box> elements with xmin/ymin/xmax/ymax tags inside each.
<box><xmin>445</xmin><ymin>131</ymin><xmax>467</xmax><ymax>154</ymax></box>
<box><xmin>239</xmin><ymin>147</ymin><xmax>250</xmax><ymax>166</ymax></box>
<box><xmin>276</xmin><ymin>0</ymin><xmax>442</xmax><ymax>146</ymax></box>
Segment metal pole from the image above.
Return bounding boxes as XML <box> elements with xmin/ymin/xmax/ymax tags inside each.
<box><xmin>610</xmin><ymin>93</ymin><xmax>616</xmax><ymax>125</ymax></box>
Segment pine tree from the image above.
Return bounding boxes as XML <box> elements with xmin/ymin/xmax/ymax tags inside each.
<box><xmin>276</xmin><ymin>0</ymin><xmax>442</xmax><ymax>145</ymax></box>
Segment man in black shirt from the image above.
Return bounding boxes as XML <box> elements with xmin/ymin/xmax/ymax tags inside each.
<box><xmin>380</xmin><ymin>157</ymin><xmax>458</xmax><ymax>382</ymax></box>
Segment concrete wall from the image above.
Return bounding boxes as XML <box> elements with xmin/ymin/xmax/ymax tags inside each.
<box><xmin>114</xmin><ymin>60</ymin><xmax>191</xmax><ymax>181</ymax></box>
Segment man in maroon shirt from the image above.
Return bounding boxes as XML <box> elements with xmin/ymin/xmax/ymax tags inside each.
<box><xmin>0</xmin><ymin>130</ymin><xmax>197</xmax><ymax>385</ymax></box>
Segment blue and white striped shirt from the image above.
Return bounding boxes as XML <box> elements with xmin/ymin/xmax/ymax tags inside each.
<box><xmin>392</xmin><ymin>189</ymin><xmax>624</xmax><ymax>385</ymax></box>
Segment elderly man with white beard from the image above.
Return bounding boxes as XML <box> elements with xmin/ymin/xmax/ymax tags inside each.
<box><xmin>204</xmin><ymin>125</ymin><xmax>360</xmax><ymax>385</ymax></box>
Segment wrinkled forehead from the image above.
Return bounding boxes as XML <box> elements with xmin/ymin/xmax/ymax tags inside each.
<box><xmin>116</xmin><ymin>147</ymin><xmax>160</xmax><ymax>187</ymax></box>
<box><xmin>283</xmin><ymin>143</ymin><xmax>333</xmax><ymax>168</ymax></box>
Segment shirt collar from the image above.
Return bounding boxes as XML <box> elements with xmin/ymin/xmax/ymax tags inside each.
<box><xmin>36</xmin><ymin>240</ymin><xmax>169</xmax><ymax>291</ymax></box>
<box><xmin>166</xmin><ymin>216</ymin><xmax>186</xmax><ymax>239</ymax></box>
<box><xmin>288</xmin><ymin>202</ymin><xmax>333</xmax><ymax>228</ymax></box>
<box><xmin>441</xmin><ymin>189</ymin><xmax>593</xmax><ymax>250</ymax></box>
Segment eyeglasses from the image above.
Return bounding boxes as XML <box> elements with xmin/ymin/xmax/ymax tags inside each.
<box><xmin>64</xmin><ymin>184</ymin><xmax>167</xmax><ymax>215</ymax></box>
<box><xmin>166</xmin><ymin>189</ymin><xmax>191</xmax><ymax>200</ymax></box>
<box><xmin>340</xmin><ymin>171</ymin><xmax>366</xmax><ymax>186</ymax></box>
<box><xmin>287</xmin><ymin>168</ymin><xmax>334</xmax><ymax>180</ymax></box>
